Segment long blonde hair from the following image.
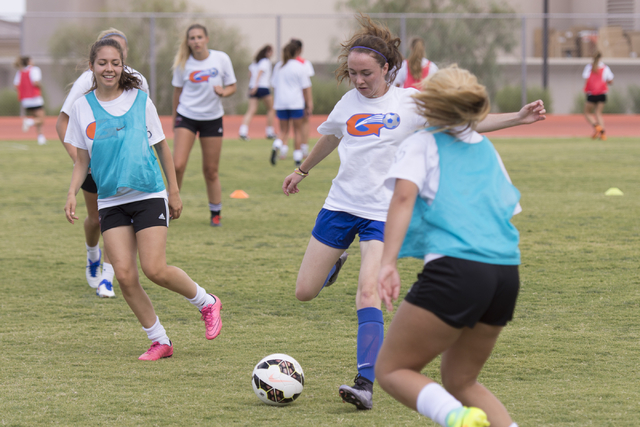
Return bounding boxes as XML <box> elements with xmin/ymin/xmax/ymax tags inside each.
<box><xmin>407</xmin><ymin>38</ymin><xmax>426</xmax><ymax>81</ymax></box>
<box><xmin>592</xmin><ymin>51</ymin><xmax>602</xmax><ymax>71</ymax></box>
<box><xmin>412</xmin><ymin>65</ymin><xmax>490</xmax><ymax>135</ymax></box>
<box><xmin>173</xmin><ymin>24</ymin><xmax>208</xmax><ymax>71</ymax></box>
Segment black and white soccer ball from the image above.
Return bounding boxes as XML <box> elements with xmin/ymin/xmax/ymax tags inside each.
<box><xmin>252</xmin><ymin>353</ymin><xmax>304</xmax><ymax>406</ymax></box>
<box><xmin>383</xmin><ymin>112</ymin><xmax>401</xmax><ymax>129</ymax></box>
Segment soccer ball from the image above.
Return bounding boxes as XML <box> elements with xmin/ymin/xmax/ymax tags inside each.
<box><xmin>383</xmin><ymin>112</ymin><xmax>401</xmax><ymax>129</ymax></box>
<box><xmin>252</xmin><ymin>353</ymin><xmax>304</xmax><ymax>406</ymax></box>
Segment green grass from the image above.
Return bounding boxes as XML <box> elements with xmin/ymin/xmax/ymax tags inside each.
<box><xmin>1</xmin><ymin>136</ymin><xmax>640</xmax><ymax>426</ymax></box>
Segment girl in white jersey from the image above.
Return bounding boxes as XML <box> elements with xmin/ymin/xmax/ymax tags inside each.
<box><xmin>239</xmin><ymin>45</ymin><xmax>276</xmax><ymax>140</ymax></box>
<box><xmin>64</xmin><ymin>38</ymin><xmax>222</xmax><ymax>361</ymax></box>
<box><xmin>55</xmin><ymin>28</ymin><xmax>150</xmax><ymax>298</ymax></box>
<box><xmin>393</xmin><ymin>38</ymin><xmax>438</xmax><ymax>89</ymax></box>
<box><xmin>376</xmin><ymin>65</ymin><xmax>523</xmax><ymax>427</ymax></box>
<box><xmin>282</xmin><ymin>14</ymin><xmax>546</xmax><ymax>411</ymax></box>
<box><xmin>172</xmin><ymin>24</ymin><xmax>237</xmax><ymax>227</ymax></box>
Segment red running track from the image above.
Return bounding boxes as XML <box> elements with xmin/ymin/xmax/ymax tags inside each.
<box><xmin>1</xmin><ymin>114</ymin><xmax>637</xmax><ymax>141</ymax></box>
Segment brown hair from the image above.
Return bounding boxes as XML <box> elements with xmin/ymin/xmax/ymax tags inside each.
<box><xmin>173</xmin><ymin>24</ymin><xmax>208</xmax><ymax>71</ymax></box>
<box><xmin>592</xmin><ymin>51</ymin><xmax>602</xmax><ymax>71</ymax></box>
<box><xmin>336</xmin><ymin>14</ymin><xmax>402</xmax><ymax>85</ymax></box>
<box><xmin>255</xmin><ymin>45</ymin><xmax>272</xmax><ymax>63</ymax></box>
<box><xmin>412</xmin><ymin>65</ymin><xmax>490</xmax><ymax>135</ymax></box>
<box><xmin>87</xmin><ymin>38</ymin><xmax>141</xmax><ymax>93</ymax></box>
<box><xmin>407</xmin><ymin>38</ymin><xmax>426</xmax><ymax>81</ymax></box>
<box><xmin>14</xmin><ymin>56</ymin><xmax>30</xmax><ymax>68</ymax></box>
<box><xmin>282</xmin><ymin>41</ymin><xmax>298</xmax><ymax>63</ymax></box>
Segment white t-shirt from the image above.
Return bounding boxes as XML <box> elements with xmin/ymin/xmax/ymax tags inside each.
<box><xmin>297</xmin><ymin>57</ymin><xmax>315</xmax><ymax>77</ymax></box>
<box><xmin>64</xmin><ymin>89</ymin><xmax>167</xmax><ymax>210</ymax></box>
<box><xmin>271</xmin><ymin>59</ymin><xmax>312</xmax><ymax>110</ymax></box>
<box><xmin>172</xmin><ymin>50</ymin><xmax>237</xmax><ymax>121</ymax></box>
<box><xmin>13</xmin><ymin>66</ymin><xmax>44</xmax><ymax>108</ymax></box>
<box><xmin>393</xmin><ymin>58</ymin><xmax>438</xmax><ymax>87</ymax></box>
<box><xmin>317</xmin><ymin>85</ymin><xmax>426</xmax><ymax>221</ymax></box>
<box><xmin>582</xmin><ymin>61</ymin><xmax>614</xmax><ymax>81</ymax></box>
<box><xmin>60</xmin><ymin>68</ymin><xmax>149</xmax><ymax>116</ymax></box>
<box><xmin>384</xmin><ymin>127</ymin><xmax>522</xmax><ymax>263</ymax></box>
<box><xmin>248</xmin><ymin>58</ymin><xmax>272</xmax><ymax>89</ymax></box>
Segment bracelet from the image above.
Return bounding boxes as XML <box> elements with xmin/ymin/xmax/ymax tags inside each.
<box><xmin>294</xmin><ymin>167</ymin><xmax>309</xmax><ymax>177</ymax></box>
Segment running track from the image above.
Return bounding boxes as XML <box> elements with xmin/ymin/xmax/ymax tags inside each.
<box><xmin>1</xmin><ymin>114</ymin><xmax>637</xmax><ymax>141</ymax></box>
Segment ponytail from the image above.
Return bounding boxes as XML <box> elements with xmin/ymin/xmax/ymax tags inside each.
<box><xmin>407</xmin><ymin>38</ymin><xmax>425</xmax><ymax>81</ymax></box>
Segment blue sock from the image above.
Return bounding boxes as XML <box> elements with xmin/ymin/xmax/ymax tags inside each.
<box><xmin>356</xmin><ymin>307</ymin><xmax>384</xmax><ymax>383</ymax></box>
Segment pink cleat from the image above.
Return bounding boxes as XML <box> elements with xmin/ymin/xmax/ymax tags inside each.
<box><xmin>201</xmin><ymin>294</ymin><xmax>222</xmax><ymax>340</ymax></box>
<box><xmin>138</xmin><ymin>341</ymin><xmax>173</xmax><ymax>361</ymax></box>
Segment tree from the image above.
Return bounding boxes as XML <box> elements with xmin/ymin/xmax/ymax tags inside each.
<box><xmin>338</xmin><ymin>0</ymin><xmax>518</xmax><ymax>98</ymax></box>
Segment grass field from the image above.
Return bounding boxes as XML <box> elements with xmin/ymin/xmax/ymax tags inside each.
<box><xmin>1</xmin><ymin>136</ymin><xmax>639</xmax><ymax>426</ymax></box>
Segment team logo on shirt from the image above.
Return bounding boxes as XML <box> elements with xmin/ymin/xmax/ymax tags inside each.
<box><xmin>346</xmin><ymin>112</ymin><xmax>401</xmax><ymax>137</ymax></box>
<box><xmin>189</xmin><ymin>68</ymin><xmax>219</xmax><ymax>83</ymax></box>
<box><xmin>86</xmin><ymin>122</ymin><xmax>96</xmax><ymax>140</ymax></box>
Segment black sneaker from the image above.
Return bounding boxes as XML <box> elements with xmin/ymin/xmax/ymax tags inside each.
<box><xmin>239</xmin><ymin>134</ymin><xmax>250</xmax><ymax>141</ymax></box>
<box><xmin>270</xmin><ymin>147</ymin><xmax>278</xmax><ymax>166</ymax></box>
<box><xmin>325</xmin><ymin>252</ymin><xmax>348</xmax><ymax>288</ymax></box>
<box><xmin>339</xmin><ymin>374</ymin><xmax>373</xmax><ymax>410</ymax></box>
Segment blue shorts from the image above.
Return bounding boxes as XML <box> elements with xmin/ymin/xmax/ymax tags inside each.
<box><xmin>250</xmin><ymin>88</ymin><xmax>271</xmax><ymax>99</ymax></box>
<box><xmin>276</xmin><ymin>109</ymin><xmax>304</xmax><ymax>120</ymax></box>
<box><xmin>312</xmin><ymin>209</ymin><xmax>385</xmax><ymax>250</ymax></box>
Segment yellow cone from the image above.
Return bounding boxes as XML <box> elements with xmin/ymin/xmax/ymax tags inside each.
<box><xmin>605</xmin><ymin>187</ymin><xmax>624</xmax><ymax>196</ymax></box>
<box><xmin>230</xmin><ymin>190</ymin><xmax>249</xmax><ymax>199</ymax></box>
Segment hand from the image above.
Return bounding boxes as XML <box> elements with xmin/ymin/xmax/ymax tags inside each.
<box><xmin>305</xmin><ymin>102</ymin><xmax>314</xmax><ymax>116</ymax></box>
<box><xmin>64</xmin><ymin>193</ymin><xmax>78</xmax><ymax>224</ymax></box>
<box><xmin>249</xmin><ymin>87</ymin><xmax>258</xmax><ymax>96</ymax></box>
<box><xmin>378</xmin><ymin>264</ymin><xmax>401</xmax><ymax>312</ymax></box>
<box><xmin>282</xmin><ymin>172</ymin><xmax>305</xmax><ymax>196</ymax></box>
<box><xmin>517</xmin><ymin>99</ymin><xmax>546</xmax><ymax>124</ymax></box>
<box><xmin>214</xmin><ymin>86</ymin><xmax>225</xmax><ymax>97</ymax></box>
<box><xmin>168</xmin><ymin>191</ymin><xmax>183</xmax><ymax>220</ymax></box>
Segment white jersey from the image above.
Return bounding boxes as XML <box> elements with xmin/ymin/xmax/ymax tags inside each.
<box><xmin>317</xmin><ymin>85</ymin><xmax>427</xmax><ymax>221</ymax></box>
<box><xmin>297</xmin><ymin>56</ymin><xmax>315</xmax><ymax>77</ymax></box>
<box><xmin>13</xmin><ymin>66</ymin><xmax>44</xmax><ymax>108</ymax></box>
<box><xmin>60</xmin><ymin>68</ymin><xmax>149</xmax><ymax>116</ymax></box>
<box><xmin>172</xmin><ymin>49</ymin><xmax>237</xmax><ymax>121</ymax></box>
<box><xmin>582</xmin><ymin>61</ymin><xmax>614</xmax><ymax>81</ymax></box>
<box><xmin>64</xmin><ymin>89</ymin><xmax>166</xmax><ymax>210</ymax></box>
<box><xmin>393</xmin><ymin>58</ymin><xmax>438</xmax><ymax>87</ymax></box>
<box><xmin>248</xmin><ymin>58</ymin><xmax>272</xmax><ymax>89</ymax></box>
<box><xmin>271</xmin><ymin>59</ymin><xmax>312</xmax><ymax>110</ymax></box>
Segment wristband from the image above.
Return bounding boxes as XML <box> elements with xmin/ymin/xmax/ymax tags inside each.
<box><xmin>294</xmin><ymin>167</ymin><xmax>309</xmax><ymax>177</ymax></box>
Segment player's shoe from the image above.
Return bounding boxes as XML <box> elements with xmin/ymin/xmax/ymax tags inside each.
<box><xmin>270</xmin><ymin>147</ymin><xmax>278</xmax><ymax>165</ymax></box>
<box><xmin>599</xmin><ymin>130</ymin><xmax>607</xmax><ymax>141</ymax></box>
<box><xmin>339</xmin><ymin>374</ymin><xmax>373</xmax><ymax>410</ymax></box>
<box><xmin>325</xmin><ymin>252</ymin><xmax>348</xmax><ymax>288</ymax></box>
<box><xmin>210</xmin><ymin>214</ymin><xmax>222</xmax><ymax>227</ymax></box>
<box><xmin>591</xmin><ymin>125</ymin><xmax>603</xmax><ymax>139</ymax></box>
<box><xmin>37</xmin><ymin>134</ymin><xmax>47</xmax><ymax>145</ymax></box>
<box><xmin>22</xmin><ymin>118</ymin><xmax>33</xmax><ymax>132</ymax></box>
<box><xmin>239</xmin><ymin>134</ymin><xmax>250</xmax><ymax>141</ymax></box>
<box><xmin>445</xmin><ymin>407</ymin><xmax>490</xmax><ymax>427</ymax></box>
<box><xmin>86</xmin><ymin>249</ymin><xmax>102</xmax><ymax>289</ymax></box>
<box><xmin>295</xmin><ymin>160</ymin><xmax>302</xmax><ymax>167</ymax></box>
<box><xmin>200</xmin><ymin>294</ymin><xmax>222</xmax><ymax>340</ymax></box>
<box><xmin>266</xmin><ymin>132</ymin><xmax>277</xmax><ymax>140</ymax></box>
<box><xmin>138</xmin><ymin>341</ymin><xmax>173</xmax><ymax>361</ymax></box>
<box><xmin>96</xmin><ymin>279</ymin><xmax>116</xmax><ymax>298</ymax></box>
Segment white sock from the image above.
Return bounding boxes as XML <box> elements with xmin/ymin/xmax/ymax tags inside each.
<box><xmin>186</xmin><ymin>283</ymin><xmax>216</xmax><ymax>311</ymax></box>
<box><xmin>101</xmin><ymin>262</ymin><xmax>115</xmax><ymax>283</ymax></box>
<box><xmin>280</xmin><ymin>144</ymin><xmax>289</xmax><ymax>158</ymax></box>
<box><xmin>86</xmin><ymin>243</ymin><xmax>100</xmax><ymax>262</ymax></box>
<box><xmin>142</xmin><ymin>316</ymin><xmax>170</xmax><ymax>346</ymax></box>
<box><xmin>266</xmin><ymin>126</ymin><xmax>275</xmax><ymax>136</ymax></box>
<box><xmin>416</xmin><ymin>383</ymin><xmax>463</xmax><ymax>426</ymax></box>
<box><xmin>509</xmin><ymin>424</ymin><xmax>518</xmax><ymax>427</ymax></box>
<box><xmin>24</xmin><ymin>118</ymin><xmax>34</xmax><ymax>126</ymax></box>
<box><xmin>208</xmin><ymin>202</ymin><xmax>222</xmax><ymax>212</ymax></box>
<box><xmin>301</xmin><ymin>143</ymin><xmax>309</xmax><ymax>156</ymax></box>
<box><xmin>293</xmin><ymin>149</ymin><xmax>303</xmax><ymax>162</ymax></box>
<box><xmin>239</xmin><ymin>124</ymin><xmax>248</xmax><ymax>136</ymax></box>
<box><xmin>272</xmin><ymin>138</ymin><xmax>283</xmax><ymax>150</ymax></box>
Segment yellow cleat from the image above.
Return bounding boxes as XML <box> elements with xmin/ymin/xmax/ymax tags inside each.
<box><xmin>445</xmin><ymin>406</ymin><xmax>490</xmax><ymax>427</ymax></box>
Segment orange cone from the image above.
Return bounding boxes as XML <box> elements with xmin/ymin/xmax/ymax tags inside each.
<box><xmin>230</xmin><ymin>190</ymin><xmax>249</xmax><ymax>199</ymax></box>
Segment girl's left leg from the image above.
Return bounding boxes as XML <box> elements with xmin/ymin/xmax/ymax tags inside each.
<box><xmin>594</xmin><ymin>102</ymin><xmax>606</xmax><ymax>140</ymax></box>
<box><xmin>33</xmin><ymin>108</ymin><xmax>46</xmax><ymax>144</ymax></box>
<box><xmin>263</xmin><ymin>95</ymin><xmax>276</xmax><ymax>138</ymax></box>
<box><xmin>278</xmin><ymin>118</ymin><xmax>291</xmax><ymax>159</ymax></box>
<box><xmin>200</xmin><ymin>136</ymin><xmax>223</xmax><ymax>226</ymax></box>
<box><xmin>240</xmin><ymin>98</ymin><xmax>258</xmax><ymax>140</ymax></box>
<box><xmin>291</xmin><ymin>117</ymin><xmax>305</xmax><ymax>166</ymax></box>
<box><xmin>339</xmin><ymin>240</ymin><xmax>385</xmax><ymax>410</ymax></box>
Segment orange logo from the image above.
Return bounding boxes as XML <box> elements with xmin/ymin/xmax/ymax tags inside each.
<box><xmin>346</xmin><ymin>112</ymin><xmax>400</xmax><ymax>137</ymax></box>
<box><xmin>86</xmin><ymin>122</ymin><xmax>96</xmax><ymax>140</ymax></box>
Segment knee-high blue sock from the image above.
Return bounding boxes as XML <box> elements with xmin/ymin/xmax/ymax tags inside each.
<box><xmin>356</xmin><ymin>307</ymin><xmax>384</xmax><ymax>383</ymax></box>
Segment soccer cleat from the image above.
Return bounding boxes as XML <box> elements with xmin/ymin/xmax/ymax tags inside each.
<box><xmin>599</xmin><ymin>130</ymin><xmax>607</xmax><ymax>141</ymax></box>
<box><xmin>210</xmin><ymin>215</ymin><xmax>222</xmax><ymax>227</ymax></box>
<box><xmin>591</xmin><ymin>125</ymin><xmax>603</xmax><ymax>139</ymax></box>
<box><xmin>295</xmin><ymin>160</ymin><xmax>302</xmax><ymax>167</ymax></box>
<box><xmin>96</xmin><ymin>279</ymin><xmax>116</xmax><ymax>298</ymax></box>
<box><xmin>22</xmin><ymin>118</ymin><xmax>33</xmax><ymax>132</ymax></box>
<box><xmin>138</xmin><ymin>341</ymin><xmax>173</xmax><ymax>361</ymax></box>
<box><xmin>86</xmin><ymin>249</ymin><xmax>102</xmax><ymax>289</ymax></box>
<box><xmin>325</xmin><ymin>252</ymin><xmax>348</xmax><ymax>288</ymax></box>
<box><xmin>339</xmin><ymin>374</ymin><xmax>373</xmax><ymax>410</ymax></box>
<box><xmin>445</xmin><ymin>406</ymin><xmax>490</xmax><ymax>427</ymax></box>
<box><xmin>270</xmin><ymin>147</ymin><xmax>278</xmax><ymax>165</ymax></box>
<box><xmin>239</xmin><ymin>134</ymin><xmax>250</xmax><ymax>141</ymax></box>
<box><xmin>266</xmin><ymin>133</ymin><xmax>277</xmax><ymax>140</ymax></box>
<box><xmin>200</xmin><ymin>294</ymin><xmax>222</xmax><ymax>340</ymax></box>
<box><xmin>37</xmin><ymin>134</ymin><xmax>47</xmax><ymax>145</ymax></box>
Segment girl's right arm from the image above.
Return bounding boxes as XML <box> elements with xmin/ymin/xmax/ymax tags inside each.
<box><xmin>64</xmin><ymin>148</ymin><xmax>90</xmax><ymax>224</ymax></box>
<box><xmin>378</xmin><ymin>179</ymin><xmax>418</xmax><ymax>312</ymax></box>
<box><xmin>282</xmin><ymin>134</ymin><xmax>340</xmax><ymax>195</ymax></box>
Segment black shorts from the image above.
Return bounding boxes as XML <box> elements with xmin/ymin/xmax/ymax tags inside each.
<box><xmin>404</xmin><ymin>256</ymin><xmax>519</xmax><ymax>329</ymax></box>
<box><xmin>174</xmin><ymin>113</ymin><xmax>223</xmax><ymax>137</ymax></box>
<box><xmin>586</xmin><ymin>94</ymin><xmax>606</xmax><ymax>104</ymax></box>
<box><xmin>249</xmin><ymin>88</ymin><xmax>271</xmax><ymax>99</ymax></box>
<box><xmin>25</xmin><ymin>106</ymin><xmax>44</xmax><ymax>115</ymax></box>
<box><xmin>98</xmin><ymin>198</ymin><xmax>169</xmax><ymax>234</ymax></box>
<box><xmin>81</xmin><ymin>173</ymin><xmax>98</xmax><ymax>194</ymax></box>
